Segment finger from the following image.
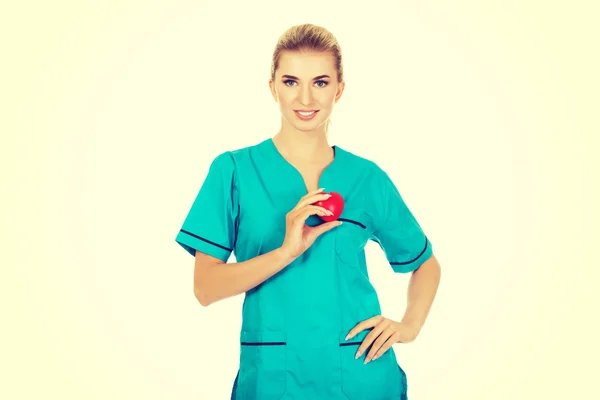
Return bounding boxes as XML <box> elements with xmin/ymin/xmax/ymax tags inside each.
<box><xmin>295</xmin><ymin>205</ymin><xmax>332</xmax><ymax>222</ymax></box>
<box><xmin>306</xmin><ymin>187</ymin><xmax>326</xmax><ymax>197</ymax></box>
<box><xmin>308</xmin><ymin>205</ymin><xmax>334</xmax><ymax>216</ymax></box>
<box><xmin>294</xmin><ymin>188</ymin><xmax>326</xmax><ymax>208</ymax></box>
<box><xmin>288</xmin><ymin>203</ymin><xmax>328</xmax><ymax>221</ymax></box>
<box><xmin>290</xmin><ymin>193</ymin><xmax>329</xmax><ymax>215</ymax></box>
<box><xmin>355</xmin><ymin>322</ymin><xmax>387</xmax><ymax>360</ymax></box>
<box><xmin>310</xmin><ymin>220</ymin><xmax>342</xmax><ymax>237</ymax></box>
<box><xmin>354</xmin><ymin>331</ymin><xmax>378</xmax><ymax>360</ymax></box>
<box><xmin>345</xmin><ymin>315</ymin><xmax>384</xmax><ymax>340</ymax></box>
<box><xmin>294</xmin><ymin>192</ymin><xmax>332</xmax><ymax>211</ymax></box>
<box><xmin>370</xmin><ymin>333</ymin><xmax>397</xmax><ymax>362</ymax></box>
<box><xmin>365</xmin><ymin>327</ymin><xmax>394</xmax><ymax>363</ymax></box>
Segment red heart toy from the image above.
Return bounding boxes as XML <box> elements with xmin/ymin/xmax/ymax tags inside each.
<box><xmin>314</xmin><ymin>191</ymin><xmax>344</xmax><ymax>222</ymax></box>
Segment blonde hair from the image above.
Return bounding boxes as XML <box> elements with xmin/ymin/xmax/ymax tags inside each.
<box><xmin>270</xmin><ymin>23</ymin><xmax>344</xmax><ymax>135</ymax></box>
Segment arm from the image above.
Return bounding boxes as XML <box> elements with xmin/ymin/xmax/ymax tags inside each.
<box><xmin>400</xmin><ymin>254</ymin><xmax>441</xmax><ymax>334</ymax></box>
<box><xmin>193</xmin><ymin>248</ymin><xmax>296</xmax><ymax>307</ymax></box>
<box><xmin>193</xmin><ymin>189</ymin><xmax>339</xmax><ymax>307</ymax></box>
<box><xmin>344</xmin><ymin>254</ymin><xmax>441</xmax><ymax>360</ymax></box>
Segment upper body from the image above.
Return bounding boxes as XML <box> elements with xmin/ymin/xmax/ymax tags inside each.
<box><xmin>175</xmin><ymin>137</ymin><xmax>433</xmax><ymax>334</ymax></box>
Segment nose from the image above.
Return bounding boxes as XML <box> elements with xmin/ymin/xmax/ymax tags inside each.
<box><xmin>299</xmin><ymin>84</ymin><xmax>313</xmax><ymax>106</ymax></box>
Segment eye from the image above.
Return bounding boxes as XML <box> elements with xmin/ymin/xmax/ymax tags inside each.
<box><xmin>315</xmin><ymin>80</ymin><xmax>328</xmax><ymax>88</ymax></box>
<box><xmin>283</xmin><ymin>80</ymin><xmax>297</xmax><ymax>87</ymax></box>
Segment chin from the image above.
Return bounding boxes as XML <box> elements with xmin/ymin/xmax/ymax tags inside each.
<box><xmin>297</xmin><ymin>124</ymin><xmax>326</xmax><ymax>135</ymax></box>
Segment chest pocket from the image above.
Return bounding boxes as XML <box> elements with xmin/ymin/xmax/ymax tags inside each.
<box><xmin>334</xmin><ymin>209</ymin><xmax>372</xmax><ymax>265</ymax></box>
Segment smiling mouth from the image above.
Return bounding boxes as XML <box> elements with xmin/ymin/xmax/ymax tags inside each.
<box><xmin>295</xmin><ymin>110</ymin><xmax>318</xmax><ymax>116</ymax></box>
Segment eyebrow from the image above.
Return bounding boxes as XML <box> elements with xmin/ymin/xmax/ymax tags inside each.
<box><xmin>281</xmin><ymin>74</ymin><xmax>331</xmax><ymax>80</ymax></box>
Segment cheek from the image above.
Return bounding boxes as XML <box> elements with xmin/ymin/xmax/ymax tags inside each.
<box><xmin>317</xmin><ymin>89</ymin><xmax>337</xmax><ymax>105</ymax></box>
<box><xmin>277</xmin><ymin>92</ymin><xmax>294</xmax><ymax>108</ymax></box>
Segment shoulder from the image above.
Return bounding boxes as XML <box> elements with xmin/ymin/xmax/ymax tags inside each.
<box><xmin>337</xmin><ymin>146</ymin><xmax>398</xmax><ymax>204</ymax></box>
<box><xmin>209</xmin><ymin>140</ymin><xmax>262</xmax><ymax>170</ymax></box>
<box><xmin>215</xmin><ymin>139</ymin><xmax>267</xmax><ymax>165</ymax></box>
<box><xmin>336</xmin><ymin>146</ymin><xmax>389</xmax><ymax>180</ymax></box>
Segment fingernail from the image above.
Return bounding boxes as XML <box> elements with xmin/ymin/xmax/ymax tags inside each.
<box><xmin>364</xmin><ymin>358</ymin><xmax>370</xmax><ymax>364</ymax></box>
<box><xmin>355</xmin><ymin>352</ymin><xmax>361</xmax><ymax>359</ymax></box>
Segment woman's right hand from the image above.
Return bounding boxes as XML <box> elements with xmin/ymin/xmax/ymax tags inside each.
<box><xmin>279</xmin><ymin>188</ymin><xmax>343</xmax><ymax>260</ymax></box>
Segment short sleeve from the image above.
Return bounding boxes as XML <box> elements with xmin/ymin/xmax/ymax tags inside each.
<box><xmin>369</xmin><ymin>167</ymin><xmax>432</xmax><ymax>273</ymax></box>
<box><xmin>175</xmin><ymin>152</ymin><xmax>239</xmax><ymax>261</ymax></box>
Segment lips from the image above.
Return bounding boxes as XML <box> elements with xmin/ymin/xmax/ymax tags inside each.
<box><xmin>294</xmin><ymin>110</ymin><xmax>319</xmax><ymax>120</ymax></box>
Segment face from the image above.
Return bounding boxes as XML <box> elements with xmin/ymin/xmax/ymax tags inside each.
<box><xmin>269</xmin><ymin>50</ymin><xmax>345</xmax><ymax>135</ymax></box>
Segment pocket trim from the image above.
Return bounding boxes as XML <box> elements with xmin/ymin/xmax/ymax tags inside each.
<box><xmin>337</xmin><ymin>218</ymin><xmax>366</xmax><ymax>229</ymax></box>
<box><xmin>240</xmin><ymin>341</ymin><xmax>286</xmax><ymax>346</ymax></box>
<box><xmin>335</xmin><ymin>209</ymin><xmax>371</xmax><ymax>266</ymax></box>
<box><xmin>338</xmin><ymin>328</ymin><xmax>402</xmax><ymax>399</ymax></box>
<box><xmin>240</xmin><ymin>330</ymin><xmax>287</xmax><ymax>344</ymax></box>
<box><xmin>339</xmin><ymin>328</ymin><xmax>373</xmax><ymax>346</ymax></box>
<box><xmin>337</xmin><ymin>209</ymin><xmax>370</xmax><ymax>230</ymax></box>
<box><xmin>238</xmin><ymin>330</ymin><xmax>287</xmax><ymax>399</ymax></box>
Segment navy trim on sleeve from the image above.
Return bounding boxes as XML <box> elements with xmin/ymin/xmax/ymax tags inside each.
<box><xmin>389</xmin><ymin>236</ymin><xmax>429</xmax><ymax>266</ymax></box>
<box><xmin>179</xmin><ymin>229</ymin><xmax>233</xmax><ymax>251</ymax></box>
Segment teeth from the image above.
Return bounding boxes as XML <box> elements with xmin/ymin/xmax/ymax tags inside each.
<box><xmin>298</xmin><ymin>111</ymin><xmax>315</xmax><ymax>116</ymax></box>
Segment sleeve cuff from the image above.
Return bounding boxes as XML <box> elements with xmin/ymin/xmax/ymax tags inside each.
<box><xmin>389</xmin><ymin>237</ymin><xmax>433</xmax><ymax>273</ymax></box>
<box><xmin>175</xmin><ymin>229</ymin><xmax>232</xmax><ymax>262</ymax></box>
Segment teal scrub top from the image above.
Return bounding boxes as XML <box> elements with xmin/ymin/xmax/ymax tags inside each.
<box><xmin>175</xmin><ymin>138</ymin><xmax>433</xmax><ymax>400</ymax></box>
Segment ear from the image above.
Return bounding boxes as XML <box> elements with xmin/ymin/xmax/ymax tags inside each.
<box><xmin>334</xmin><ymin>81</ymin><xmax>345</xmax><ymax>103</ymax></box>
<box><xmin>268</xmin><ymin>79</ymin><xmax>278</xmax><ymax>102</ymax></box>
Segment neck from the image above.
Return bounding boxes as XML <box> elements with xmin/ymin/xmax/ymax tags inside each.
<box><xmin>272</xmin><ymin>122</ymin><xmax>332</xmax><ymax>164</ymax></box>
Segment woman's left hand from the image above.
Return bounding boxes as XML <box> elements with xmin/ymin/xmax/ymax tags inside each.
<box><xmin>344</xmin><ymin>315</ymin><xmax>421</xmax><ymax>364</ymax></box>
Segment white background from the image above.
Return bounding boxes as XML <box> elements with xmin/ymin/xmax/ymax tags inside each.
<box><xmin>3</xmin><ymin>1</ymin><xmax>599</xmax><ymax>399</ymax></box>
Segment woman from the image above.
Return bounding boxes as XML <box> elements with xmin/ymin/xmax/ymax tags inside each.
<box><xmin>175</xmin><ymin>23</ymin><xmax>441</xmax><ymax>400</ymax></box>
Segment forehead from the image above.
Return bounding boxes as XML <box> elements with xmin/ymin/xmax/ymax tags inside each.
<box><xmin>276</xmin><ymin>50</ymin><xmax>336</xmax><ymax>78</ymax></box>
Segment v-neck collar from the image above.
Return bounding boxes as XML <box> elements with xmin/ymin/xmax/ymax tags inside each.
<box><xmin>260</xmin><ymin>137</ymin><xmax>343</xmax><ymax>194</ymax></box>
